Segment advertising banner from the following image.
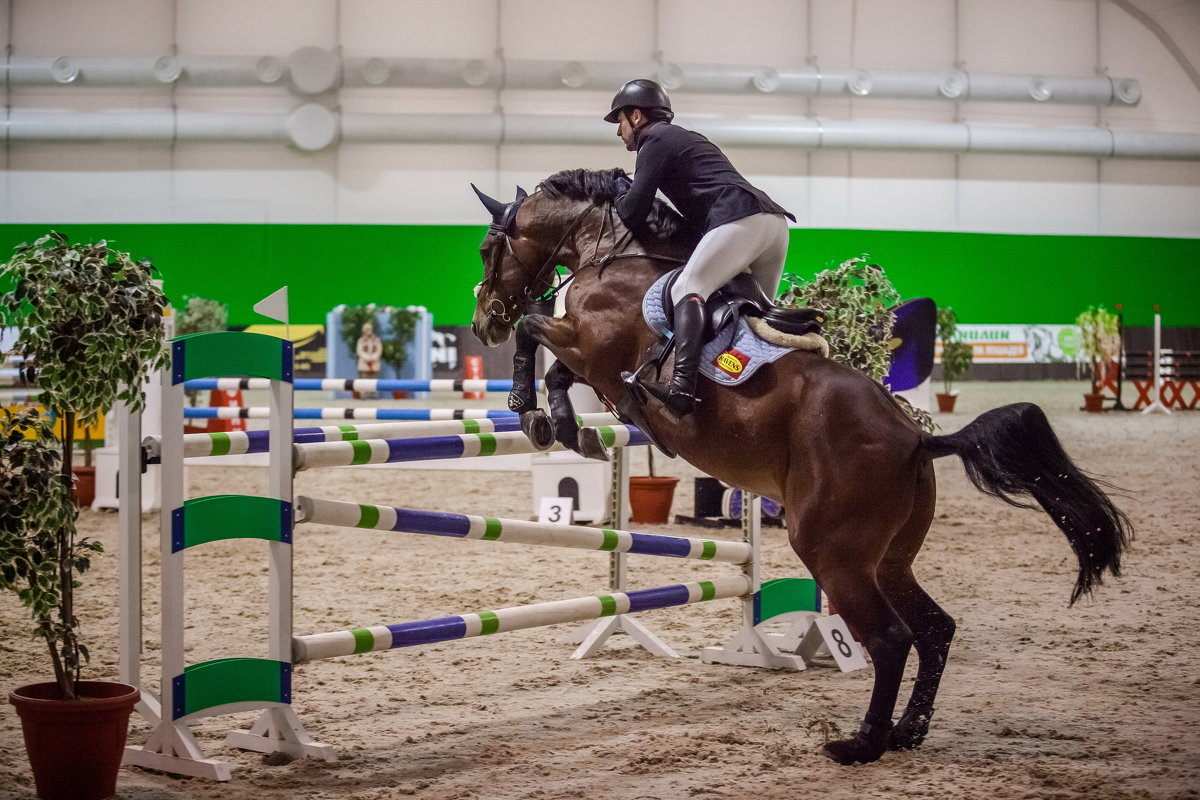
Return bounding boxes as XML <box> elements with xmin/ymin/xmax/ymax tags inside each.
<box><xmin>938</xmin><ymin>324</ymin><xmax>1083</xmax><ymax>364</ymax></box>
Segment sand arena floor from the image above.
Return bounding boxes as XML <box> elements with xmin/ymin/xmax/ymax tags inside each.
<box><xmin>1</xmin><ymin>380</ymin><xmax>1197</xmax><ymax>800</ymax></box>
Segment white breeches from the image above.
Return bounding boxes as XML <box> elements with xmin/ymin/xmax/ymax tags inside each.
<box><xmin>670</xmin><ymin>213</ymin><xmax>790</xmax><ymax>305</ymax></box>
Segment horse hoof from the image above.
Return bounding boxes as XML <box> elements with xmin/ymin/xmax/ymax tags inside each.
<box><xmin>521</xmin><ymin>412</ymin><xmax>555</xmax><ymax>451</ymax></box>
<box><xmin>888</xmin><ymin>709</ymin><xmax>933</xmax><ymax>751</ymax></box>
<box><xmin>577</xmin><ymin>428</ymin><xmax>611</xmax><ymax>462</ymax></box>
<box><xmin>822</xmin><ymin>734</ymin><xmax>887</xmax><ymax>766</ymax></box>
<box><xmin>822</xmin><ymin>716</ymin><xmax>892</xmax><ymax>765</ymax></box>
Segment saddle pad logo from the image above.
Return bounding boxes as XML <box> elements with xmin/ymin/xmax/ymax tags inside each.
<box><xmin>714</xmin><ymin>348</ymin><xmax>750</xmax><ymax>376</ymax></box>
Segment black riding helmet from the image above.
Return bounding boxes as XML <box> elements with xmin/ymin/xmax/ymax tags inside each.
<box><xmin>604</xmin><ymin>78</ymin><xmax>673</xmax><ymax>123</ymax></box>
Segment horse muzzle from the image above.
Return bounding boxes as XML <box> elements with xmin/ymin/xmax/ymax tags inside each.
<box><xmin>471</xmin><ymin>308</ymin><xmax>514</xmax><ymax>347</ymax></box>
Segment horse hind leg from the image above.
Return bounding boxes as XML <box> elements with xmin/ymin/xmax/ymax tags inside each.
<box><xmin>881</xmin><ymin>572</ymin><xmax>955</xmax><ymax>751</ymax></box>
<box><xmin>792</xmin><ymin>519</ymin><xmax>915</xmax><ymax>765</ymax></box>
<box><xmin>878</xmin><ymin>460</ymin><xmax>954</xmax><ymax>752</ymax></box>
<box><xmin>818</xmin><ymin>574</ymin><xmax>914</xmax><ymax>765</ymax></box>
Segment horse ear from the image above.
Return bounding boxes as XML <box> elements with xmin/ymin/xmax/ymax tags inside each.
<box><xmin>471</xmin><ymin>183</ymin><xmax>506</xmax><ymax>218</ymax></box>
<box><xmin>515</xmin><ymin>186</ymin><xmax>528</xmax><ymax>202</ymax></box>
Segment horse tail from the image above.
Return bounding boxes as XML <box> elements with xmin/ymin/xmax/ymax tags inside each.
<box><xmin>921</xmin><ymin>402</ymin><xmax>1133</xmax><ymax>605</ymax></box>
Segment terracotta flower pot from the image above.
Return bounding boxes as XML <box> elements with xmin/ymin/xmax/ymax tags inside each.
<box><xmin>1083</xmin><ymin>392</ymin><xmax>1105</xmax><ymax>413</ymax></box>
<box><xmin>9</xmin><ymin>681</ymin><xmax>139</xmax><ymax>800</ymax></box>
<box><xmin>628</xmin><ymin>476</ymin><xmax>679</xmax><ymax>524</ymax></box>
<box><xmin>72</xmin><ymin>465</ymin><xmax>96</xmax><ymax>508</ymax></box>
<box><xmin>936</xmin><ymin>392</ymin><xmax>958</xmax><ymax>413</ymax></box>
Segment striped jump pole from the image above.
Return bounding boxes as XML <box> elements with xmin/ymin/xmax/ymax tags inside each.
<box><xmin>293</xmin><ymin>425</ymin><xmax>650</xmax><ymax>471</ymax></box>
<box><xmin>183</xmin><ymin>407</ymin><xmax>520</xmax><ymax>421</ymax></box>
<box><xmin>295</xmin><ymin>496</ymin><xmax>753</xmax><ymax>564</ymax></box>
<box><xmin>151</xmin><ymin>413</ymin><xmax>626</xmax><ymax>460</ymax></box>
<box><xmin>293</xmin><ymin>575</ymin><xmax>752</xmax><ymax>664</ymax></box>
<box><xmin>184</xmin><ymin>377</ymin><xmax>538</xmax><ymax>394</ymax></box>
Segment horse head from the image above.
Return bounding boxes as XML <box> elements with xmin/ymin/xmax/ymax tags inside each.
<box><xmin>470</xmin><ymin>184</ymin><xmax>538</xmax><ymax>347</ymax></box>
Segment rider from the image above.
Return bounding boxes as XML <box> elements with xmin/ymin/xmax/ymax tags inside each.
<box><xmin>605</xmin><ymin>78</ymin><xmax>796</xmax><ymax>418</ymax></box>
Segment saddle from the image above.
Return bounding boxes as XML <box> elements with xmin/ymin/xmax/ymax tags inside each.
<box><xmin>616</xmin><ymin>270</ymin><xmax>827</xmax><ymax>457</ymax></box>
<box><xmin>660</xmin><ymin>270</ymin><xmax>826</xmax><ymax>340</ymax></box>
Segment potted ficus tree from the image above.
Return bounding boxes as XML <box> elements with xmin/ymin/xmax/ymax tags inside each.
<box><xmin>1075</xmin><ymin>304</ymin><xmax>1121</xmax><ymax>413</ymax></box>
<box><xmin>380</xmin><ymin>305</ymin><xmax>421</xmax><ymax>394</ymax></box>
<box><xmin>0</xmin><ymin>231</ymin><xmax>169</xmax><ymax>800</ymax></box>
<box><xmin>779</xmin><ymin>255</ymin><xmax>934</xmax><ymax>432</ymax></box>
<box><xmin>935</xmin><ymin>306</ymin><xmax>975</xmax><ymax>413</ymax></box>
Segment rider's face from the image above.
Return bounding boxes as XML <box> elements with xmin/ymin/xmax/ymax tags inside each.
<box><xmin>617</xmin><ymin>109</ymin><xmax>639</xmax><ymax>151</ymax></box>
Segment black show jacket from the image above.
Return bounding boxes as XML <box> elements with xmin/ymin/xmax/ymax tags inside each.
<box><xmin>616</xmin><ymin>121</ymin><xmax>795</xmax><ymax>239</ymax></box>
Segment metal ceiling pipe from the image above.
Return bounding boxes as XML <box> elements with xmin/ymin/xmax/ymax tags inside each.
<box><xmin>3</xmin><ymin>56</ymin><xmax>183</xmax><ymax>86</ymax></box>
<box><xmin>5</xmin><ymin>108</ymin><xmax>1199</xmax><ymax>160</ymax></box>
<box><xmin>2</xmin><ymin>54</ymin><xmax>1141</xmax><ymax>106</ymax></box>
<box><xmin>177</xmin><ymin>55</ymin><xmax>289</xmax><ymax>87</ymax></box>
<box><xmin>4</xmin><ymin>109</ymin><xmax>285</xmax><ymax>143</ymax></box>
<box><xmin>341</xmin><ymin>112</ymin><xmax>504</xmax><ymax>144</ymax></box>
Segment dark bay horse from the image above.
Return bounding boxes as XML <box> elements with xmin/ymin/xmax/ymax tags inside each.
<box><xmin>470</xmin><ymin>167</ymin><xmax>1132</xmax><ymax>765</ymax></box>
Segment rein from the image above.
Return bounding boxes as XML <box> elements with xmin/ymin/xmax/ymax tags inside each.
<box><xmin>483</xmin><ymin>197</ymin><xmax>687</xmax><ymax>323</ymax></box>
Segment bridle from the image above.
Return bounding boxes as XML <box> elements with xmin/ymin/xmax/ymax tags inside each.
<box><xmin>479</xmin><ymin>192</ymin><xmax>685</xmax><ymax>325</ymax></box>
<box><xmin>478</xmin><ymin>192</ymin><xmax>595</xmax><ymax>324</ymax></box>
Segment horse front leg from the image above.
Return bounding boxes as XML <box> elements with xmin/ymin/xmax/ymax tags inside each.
<box><xmin>544</xmin><ymin>361</ymin><xmax>610</xmax><ymax>461</ymax></box>
<box><xmin>509</xmin><ymin>315</ymin><xmax>555</xmax><ymax>451</ymax></box>
<box><xmin>544</xmin><ymin>360</ymin><xmax>581</xmax><ymax>452</ymax></box>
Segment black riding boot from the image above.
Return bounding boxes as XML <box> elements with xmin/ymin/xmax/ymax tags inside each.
<box><xmin>642</xmin><ymin>293</ymin><xmax>705</xmax><ymax>418</ymax></box>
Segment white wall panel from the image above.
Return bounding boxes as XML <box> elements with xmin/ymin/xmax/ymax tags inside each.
<box><xmin>337</xmin><ymin>144</ymin><xmax>497</xmax><ymax>224</ymax></box>
<box><xmin>959</xmin><ymin>0</ymin><xmax>1097</xmax><ymax>74</ymax></box>
<box><xmin>503</xmin><ymin>0</ymin><xmax>654</xmax><ymax>61</ymax></box>
<box><xmin>808</xmin><ymin>151</ymin><xmax>854</xmax><ymax>228</ymax></box>
<box><xmin>809</xmin><ymin>0</ymin><xmax>855</xmax><ymax>66</ymax></box>
<box><xmin>10</xmin><ymin>0</ymin><xmax>172</xmax><ymax>55</ymax></box>
<box><xmin>5</xmin><ymin>145</ymin><xmax>172</xmax><ymax>223</ymax></box>
<box><xmin>498</xmin><ymin>145</ymin><xmax>638</xmax><ymax>180</ymax></box>
<box><xmin>849</xmin><ymin>151</ymin><xmax>957</xmax><ymax>231</ymax></box>
<box><xmin>340</xmin><ymin>0</ymin><xmax>497</xmax><ymax>58</ymax></box>
<box><xmin>852</xmin><ymin>0</ymin><xmax>956</xmax><ymax>70</ymax></box>
<box><xmin>175</xmin><ymin>0</ymin><xmax>337</xmax><ymax>54</ymax></box>
<box><xmin>1099</xmin><ymin>161</ymin><xmax>1200</xmax><ymax>237</ymax></box>
<box><xmin>171</xmin><ymin>145</ymin><xmax>336</xmax><ymax>223</ymax></box>
<box><xmin>849</xmin><ymin>176</ymin><xmax>958</xmax><ymax>232</ymax></box>
<box><xmin>1099</xmin><ymin>182</ymin><xmax>1200</xmax><ymax>237</ymax></box>
<box><xmin>959</xmin><ymin>156</ymin><xmax>1100</xmax><ymax>234</ymax></box>
<box><xmin>658</xmin><ymin>0</ymin><xmax>808</xmax><ymax>65</ymax></box>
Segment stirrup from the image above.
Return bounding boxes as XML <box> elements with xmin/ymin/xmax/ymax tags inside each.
<box><xmin>640</xmin><ymin>380</ymin><xmax>698</xmax><ymax>419</ymax></box>
<box><xmin>617</xmin><ymin>371</ymin><xmax>677</xmax><ymax>457</ymax></box>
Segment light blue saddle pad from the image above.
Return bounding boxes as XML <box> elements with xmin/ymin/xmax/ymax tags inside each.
<box><xmin>641</xmin><ymin>272</ymin><xmax>797</xmax><ymax>387</ymax></box>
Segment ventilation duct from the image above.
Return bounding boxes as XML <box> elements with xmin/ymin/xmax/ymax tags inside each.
<box><xmin>5</xmin><ymin>107</ymin><xmax>1198</xmax><ymax>160</ymax></box>
<box><xmin>2</xmin><ymin>53</ymin><xmax>1142</xmax><ymax>106</ymax></box>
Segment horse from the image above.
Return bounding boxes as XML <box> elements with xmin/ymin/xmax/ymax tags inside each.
<box><xmin>470</xmin><ymin>167</ymin><xmax>1132</xmax><ymax>765</ymax></box>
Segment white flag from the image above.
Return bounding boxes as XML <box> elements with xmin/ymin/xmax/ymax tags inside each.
<box><xmin>253</xmin><ymin>286</ymin><xmax>289</xmax><ymax>324</ymax></box>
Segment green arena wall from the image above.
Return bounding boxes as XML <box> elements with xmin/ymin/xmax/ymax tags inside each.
<box><xmin>1</xmin><ymin>224</ymin><xmax>1195</xmax><ymax>328</ymax></box>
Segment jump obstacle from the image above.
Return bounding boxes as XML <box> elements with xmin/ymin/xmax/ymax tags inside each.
<box><xmin>184</xmin><ymin>406</ymin><xmax>520</xmax><ymax>420</ymax></box>
<box><xmin>1123</xmin><ymin>313</ymin><xmax>1198</xmax><ymax>413</ymax></box>
<box><xmin>118</xmin><ymin>329</ymin><xmax>854</xmax><ymax>781</ymax></box>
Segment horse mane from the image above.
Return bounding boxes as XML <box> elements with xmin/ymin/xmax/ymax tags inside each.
<box><xmin>538</xmin><ymin>167</ymin><xmax>698</xmax><ymax>248</ymax></box>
